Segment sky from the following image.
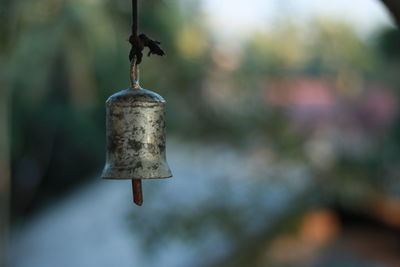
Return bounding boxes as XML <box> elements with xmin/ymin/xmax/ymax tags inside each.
<box><xmin>201</xmin><ymin>0</ymin><xmax>394</xmax><ymax>40</ymax></box>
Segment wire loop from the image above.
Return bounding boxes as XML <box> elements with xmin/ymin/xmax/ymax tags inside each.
<box><xmin>130</xmin><ymin>57</ymin><xmax>140</xmax><ymax>89</ymax></box>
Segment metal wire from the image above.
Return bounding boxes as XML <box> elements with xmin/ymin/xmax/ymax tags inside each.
<box><xmin>130</xmin><ymin>0</ymin><xmax>140</xmax><ymax>90</ymax></box>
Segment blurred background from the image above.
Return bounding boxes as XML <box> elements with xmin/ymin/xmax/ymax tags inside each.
<box><xmin>1</xmin><ymin>0</ymin><xmax>400</xmax><ymax>266</ymax></box>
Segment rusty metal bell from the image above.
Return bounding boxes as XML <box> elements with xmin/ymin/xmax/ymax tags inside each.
<box><xmin>101</xmin><ymin>63</ymin><xmax>172</xmax><ymax>205</ymax></box>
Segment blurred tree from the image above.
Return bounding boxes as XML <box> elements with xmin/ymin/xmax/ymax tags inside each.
<box><xmin>0</xmin><ymin>0</ymin><xmax>15</xmax><ymax>264</ymax></box>
<box><xmin>8</xmin><ymin>0</ymin><xmax>119</xmax><ymax>216</ymax></box>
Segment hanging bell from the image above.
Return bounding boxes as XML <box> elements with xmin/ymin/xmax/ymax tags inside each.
<box><xmin>101</xmin><ymin>64</ymin><xmax>172</xmax><ymax>205</ymax></box>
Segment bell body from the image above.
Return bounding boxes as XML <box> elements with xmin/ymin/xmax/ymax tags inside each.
<box><xmin>101</xmin><ymin>88</ymin><xmax>172</xmax><ymax>180</ymax></box>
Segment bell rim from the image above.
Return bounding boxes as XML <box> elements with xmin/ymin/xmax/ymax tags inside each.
<box><xmin>101</xmin><ymin>174</ymin><xmax>172</xmax><ymax>180</ymax></box>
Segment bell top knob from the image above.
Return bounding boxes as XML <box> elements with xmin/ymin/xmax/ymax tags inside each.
<box><xmin>106</xmin><ymin>88</ymin><xmax>166</xmax><ymax>106</ymax></box>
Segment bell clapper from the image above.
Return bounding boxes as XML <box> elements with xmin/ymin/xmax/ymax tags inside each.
<box><xmin>132</xmin><ymin>179</ymin><xmax>143</xmax><ymax>206</ymax></box>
